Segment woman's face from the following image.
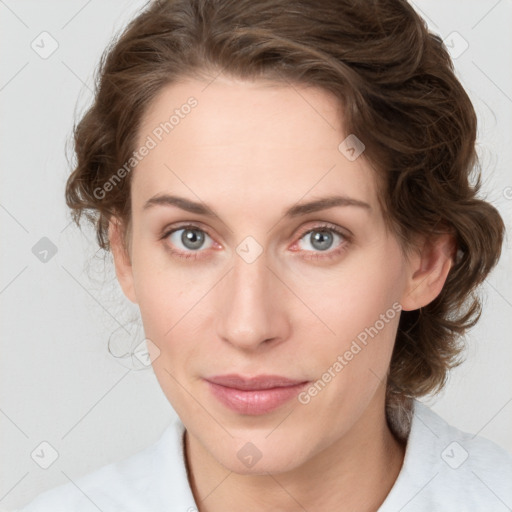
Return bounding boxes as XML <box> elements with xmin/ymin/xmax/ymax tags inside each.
<box><xmin>112</xmin><ymin>76</ymin><xmax>430</xmax><ymax>474</ymax></box>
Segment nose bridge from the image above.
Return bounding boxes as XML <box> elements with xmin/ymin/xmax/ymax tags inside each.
<box><xmin>233</xmin><ymin>253</ymin><xmax>266</xmax><ymax>298</ymax></box>
<box><xmin>215</xmin><ymin>245</ymin><xmax>287</xmax><ymax>350</ymax></box>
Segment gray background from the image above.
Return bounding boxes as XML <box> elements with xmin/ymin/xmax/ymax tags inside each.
<box><xmin>1</xmin><ymin>0</ymin><xmax>511</xmax><ymax>509</ymax></box>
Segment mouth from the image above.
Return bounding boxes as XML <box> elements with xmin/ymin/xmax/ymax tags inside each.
<box><xmin>204</xmin><ymin>374</ymin><xmax>310</xmax><ymax>415</ymax></box>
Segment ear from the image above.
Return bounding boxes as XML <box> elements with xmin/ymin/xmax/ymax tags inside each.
<box><xmin>400</xmin><ymin>232</ymin><xmax>456</xmax><ymax>312</ymax></box>
<box><xmin>108</xmin><ymin>217</ymin><xmax>137</xmax><ymax>304</ymax></box>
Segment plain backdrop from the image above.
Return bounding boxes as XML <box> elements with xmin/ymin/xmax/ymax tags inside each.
<box><xmin>1</xmin><ymin>0</ymin><xmax>511</xmax><ymax>509</ymax></box>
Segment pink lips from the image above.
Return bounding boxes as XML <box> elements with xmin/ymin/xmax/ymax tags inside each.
<box><xmin>205</xmin><ymin>374</ymin><xmax>310</xmax><ymax>415</ymax></box>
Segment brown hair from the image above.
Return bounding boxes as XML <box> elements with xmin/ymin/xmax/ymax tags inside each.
<box><xmin>65</xmin><ymin>0</ymin><xmax>505</xmax><ymax>419</ymax></box>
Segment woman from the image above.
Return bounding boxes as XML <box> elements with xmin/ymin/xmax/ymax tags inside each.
<box><xmin>19</xmin><ymin>0</ymin><xmax>512</xmax><ymax>510</ymax></box>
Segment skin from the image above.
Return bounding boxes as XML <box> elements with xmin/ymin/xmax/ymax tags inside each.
<box><xmin>109</xmin><ymin>75</ymin><xmax>454</xmax><ymax>511</ymax></box>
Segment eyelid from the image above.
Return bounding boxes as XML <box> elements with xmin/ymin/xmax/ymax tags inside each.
<box><xmin>294</xmin><ymin>221</ymin><xmax>352</xmax><ymax>242</ymax></box>
<box><xmin>160</xmin><ymin>221</ymin><xmax>214</xmax><ymax>241</ymax></box>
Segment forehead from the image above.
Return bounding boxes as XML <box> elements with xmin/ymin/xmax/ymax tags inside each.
<box><xmin>132</xmin><ymin>77</ymin><xmax>378</xmax><ymax>216</ymax></box>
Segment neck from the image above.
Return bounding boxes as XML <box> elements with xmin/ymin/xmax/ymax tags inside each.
<box><xmin>184</xmin><ymin>393</ymin><xmax>406</xmax><ymax>512</ymax></box>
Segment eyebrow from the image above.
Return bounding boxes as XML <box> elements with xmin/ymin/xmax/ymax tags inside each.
<box><xmin>143</xmin><ymin>194</ymin><xmax>371</xmax><ymax>217</ymax></box>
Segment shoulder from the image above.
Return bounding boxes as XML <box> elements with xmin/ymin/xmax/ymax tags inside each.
<box><xmin>17</xmin><ymin>419</ymin><xmax>198</xmax><ymax>512</ymax></box>
<box><xmin>380</xmin><ymin>400</ymin><xmax>512</xmax><ymax>512</ymax></box>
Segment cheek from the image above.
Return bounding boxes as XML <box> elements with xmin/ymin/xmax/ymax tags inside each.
<box><xmin>294</xmin><ymin>239</ymin><xmax>405</xmax><ymax>342</ymax></box>
<box><xmin>294</xmin><ymin>240</ymin><xmax>406</xmax><ymax>395</ymax></box>
<box><xmin>130</xmin><ymin>247</ymin><xmax>213</xmax><ymax>375</ymax></box>
<box><xmin>132</xmin><ymin>262</ymin><xmax>205</xmax><ymax>412</ymax></box>
<box><xmin>130</xmin><ymin>241</ymin><xmax>201</xmax><ymax>332</ymax></box>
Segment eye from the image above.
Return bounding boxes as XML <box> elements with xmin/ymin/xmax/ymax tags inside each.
<box><xmin>162</xmin><ymin>225</ymin><xmax>214</xmax><ymax>259</ymax></box>
<box><xmin>293</xmin><ymin>223</ymin><xmax>350</xmax><ymax>260</ymax></box>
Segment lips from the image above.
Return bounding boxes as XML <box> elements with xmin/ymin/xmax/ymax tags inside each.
<box><xmin>205</xmin><ymin>374</ymin><xmax>310</xmax><ymax>415</ymax></box>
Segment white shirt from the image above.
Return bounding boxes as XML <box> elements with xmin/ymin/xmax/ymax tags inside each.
<box><xmin>18</xmin><ymin>401</ymin><xmax>512</xmax><ymax>511</ymax></box>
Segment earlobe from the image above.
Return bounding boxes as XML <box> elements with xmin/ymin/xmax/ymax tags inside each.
<box><xmin>108</xmin><ymin>217</ymin><xmax>138</xmax><ymax>304</ymax></box>
<box><xmin>400</xmin><ymin>233</ymin><xmax>455</xmax><ymax>312</ymax></box>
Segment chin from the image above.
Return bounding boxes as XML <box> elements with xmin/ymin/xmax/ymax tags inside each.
<box><xmin>224</xmin><ymin>453</ymin><xmax>306</xmax><ymax>476</ymax></box>
<box><xmin>208</xmin><ymin>431</ymin><xmax>311</xmax><ymax>476</ymax></box>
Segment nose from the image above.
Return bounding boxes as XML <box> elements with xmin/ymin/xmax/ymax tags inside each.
<box><xmin>215</xmin><ymin>251</ymin><xmax>291</xmax><ymax>352</ymax></box>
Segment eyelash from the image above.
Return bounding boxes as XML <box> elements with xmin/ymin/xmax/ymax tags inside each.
<box><xmin>159</xmin><ymin>222</ymin><xmax>351</xmax><ymax>262</ymax></box>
